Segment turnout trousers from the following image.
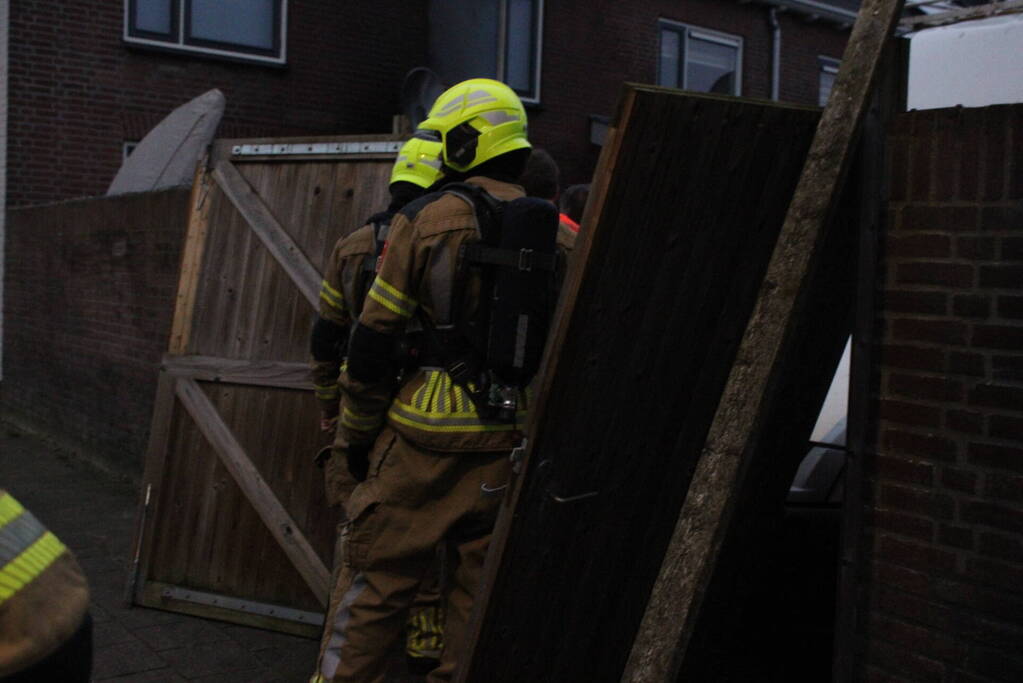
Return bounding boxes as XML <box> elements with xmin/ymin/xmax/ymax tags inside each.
<box><xmin>316</xmin><ymin>426</ymin><xmax>511</xmax><ymax>683</ymax></box>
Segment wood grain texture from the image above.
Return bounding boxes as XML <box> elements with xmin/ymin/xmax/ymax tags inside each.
<box><xmin>212</xmin><ymin>160</ymin><xmax>322</xmax><ymax>310</ymax></box>
<box><xmin>135</xmin><ymin>144</ymin><xmax>393</xmax><ymax>631</ymax></box>
<box><xmin>461</xmin><ymin>87</ymin><xmax>822</xmax><ymax>682</ymax></box>
<box><xmin>175</xmin><ymin>377</ymin><xmax>330</xmax><ymax>604</ymax></box>
<box><xmin>624</xmin><ymin>1</ymin><xmax>906</xmax><ymax>680</ymax></box>
<box><xmin>162</xmin><ymin>355</ymin><xmax>311</xmax><ymax>389</ymax></box>
<box><xmin>169</xmin><ymin>157</ymin><xmax>213</xmax><ymax>355</ymax></box>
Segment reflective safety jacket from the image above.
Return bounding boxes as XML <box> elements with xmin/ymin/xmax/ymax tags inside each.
<box><xmin>338</xmin><ymin>176</ymin><xmax>575</xmax><ymax>453</ymax></box>
<box><xmin>310</xmin><ymin>218</ymin><xmax>388</xmax><ymax>414</ymax></box>
<box><xmin>0</xmin><ymin>489</ymin><xmax>89</xmax><ymax>677</ymax></box>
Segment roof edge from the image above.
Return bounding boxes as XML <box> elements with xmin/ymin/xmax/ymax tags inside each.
<box><xmin>753</xmin><ymin>0</ymin><xmax>860</xmax><ymax>25</ymax></box>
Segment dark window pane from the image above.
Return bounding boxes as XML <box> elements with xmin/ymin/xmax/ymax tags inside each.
<box><xmin>686</xmin><ymin>35</ymin><xmax>737</xmax><ymax>94</ymax></box>
<box><xmin>135</xmin><ymin>0</ymin><xmax>172</xmax><ymax>34</ymax></box>
<box><xmin>659</xmin><ymin>28</ymin><xmax>681</xmax><ymax>89</ymax></box>
<box><xmin>506</xmin><ymin>0</ymin><xmax>534</xmax><ymax>94</ymax></box>
<box><xmin>189</xmin><ymin>0</ymin><xmax>275</xmax><ymax>49</ymax></box>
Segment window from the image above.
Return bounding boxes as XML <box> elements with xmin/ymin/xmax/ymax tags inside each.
<box><xmin>123</xmin><ymin>141</ymin><xmax>139</xmax><ymax>160</ymax></box>
<box><xmin>500</xmin><ymin>0</ymin><xmax>543</xmax><ymax>103</ymax></box>
<box><xmin>124</xmin><ymin>0</ymin><xmax>287</xmax><ymax>65</ymax></box>
<box><xmin>657</xmin><ymin>21</ymin><xmax>742</xmax><ymax>96</ymax></box>
<box><xmin>819</xmin><ymin>57</ymin><xmax>840</xmax><ymax>107</ymax></box>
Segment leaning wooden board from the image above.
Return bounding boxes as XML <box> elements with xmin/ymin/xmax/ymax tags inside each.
<box><xmin>458</xmin><ymin>87</ymin><xmax>822</xmax><ymax>681</ymax></box>
<box><xmin>129</xmin><ymin>135</ymin><xmax>398</xmax><ymax>636</ymax></box>
<box><xmin>461</xmin><ymin>1</ymin><xmax>905</xmax><ymax>678</ymax></box>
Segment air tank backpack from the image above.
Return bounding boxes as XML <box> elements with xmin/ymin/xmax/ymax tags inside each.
<box><xmin>423</xmin><ymin>182</ymin><xmax>561</xmax><ymax>423</ymax></box>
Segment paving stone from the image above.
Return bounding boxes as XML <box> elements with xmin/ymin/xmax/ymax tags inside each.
<box><xmin>220</xmin><ymin>621</ymin><xmax>317</xmax><ymax>652</ymax></box>
<box><xmin>189</xmin><ymin>669</ymin><xmax>289</xmax><ymax>683</ymax></box>
<box><xmin>97</xmin><ymin>667</ymin><xmax>188</xmax><ymax>682</ymax></box>
<box><xmin>92</xmin><ymin>619</ymin><xmax>139</xmax><ymax>648</ymax></box>
<box><xmin>0</xmin><ymin>421</ymin><xmax>332</xmax><ymax>681</ymax></box>
<box><xmin>92</xmin><ymin>639</ymin><xmax>168</xmax><ymax>679</ymax></box>
<box><xmin>157</xmin><ymin>638</ymin><xmax>259</xmax><ymax>679</ymax></box>
<box><xmin>133</xmin><ymin>618</ymin><xmax>234</xmax><ymax>652</ymax></box>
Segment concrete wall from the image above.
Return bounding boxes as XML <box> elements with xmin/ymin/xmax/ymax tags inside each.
<box><xmin>860</xmin><ymin>104</ymin><xmax>1023</xmax><ymax>682</ymax></box>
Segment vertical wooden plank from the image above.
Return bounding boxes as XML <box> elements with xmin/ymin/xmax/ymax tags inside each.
<box><xmin>129</xmin><ymin>371</ymin><xmax>179</xmax><ymax>603</ymax></box>
<box><xmin>213</xmin><ymin>160</ymin><xmax>322</xmax><ymax>310</ymax></box>
<box><xmin>175</xmin><ymin>378</ymin><xmax>330</xmax><ymax>603</ymax></box>
<box><xmin>169</xmin><ymin>157</ymin><xmax>213</xmax><ymax>355</ymax></box>
<box><xmin>622</xmin><ymin>2</ymin><xmax>906</xmax><ymax>680</ymax></box>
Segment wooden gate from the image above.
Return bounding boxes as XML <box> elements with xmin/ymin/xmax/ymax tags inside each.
<box><xmin>129</xmin><ymin>135</ymin><xmax>400</xmax><ymax>636</ymax></box>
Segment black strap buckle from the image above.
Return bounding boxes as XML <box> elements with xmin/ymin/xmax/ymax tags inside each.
<box><xmin>518</xmin><ymin>248</ymin><xmax>534</xmax><ymax>272</ymax></box>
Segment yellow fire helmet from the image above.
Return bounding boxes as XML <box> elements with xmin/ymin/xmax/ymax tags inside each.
<box><xmin>390</xmin><ymin>130</ymin><xmax>445</xmax><ymax>188</ymax></box>
<box><xmin>420</xmin><ymin>78</ymin><xmax>531</xmax><ymax>173</ymax></box>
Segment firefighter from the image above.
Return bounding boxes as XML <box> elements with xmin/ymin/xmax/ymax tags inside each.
<box><xmin>315</xmin><ymin>78</ymin><xmax>574</xmax><ymax>683</ymax></box>
<box><xmin>310</xmin><ymin>133</ymin><xmax>447</xmax><ymax>678</ymax></box>
<box><xmin>519</xmin><ymin>147</ymin><xmax>581</xmax><ymax>245</ymax></box>
<box><xmin>0</xmin><ymin>489</ymin><xmax>91</xmax><ymax>682</ymax></box>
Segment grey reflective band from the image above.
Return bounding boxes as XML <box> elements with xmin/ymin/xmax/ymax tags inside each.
<box><xmin>514</xmin><ymin>314</ymin><xmax>529</xmax><ymax>369</ymax></box>
<box><xmin>321</xmin><ymin>572</ymin><xmax>369</xmax><ymax>679</ymax></box>
<box><xmin>429</xmin><ymin>239</ymin><xmax>454</xmax><ymax>325</ymax></box>
<box><xmin>462</xmin><ymin>244</ymin><xmax>558</xmax><ymax>272</ymax></box>
<box><xmin>0</xmin><ymin>510</ymin><xmax>47</xmax><ymax>566</ymax></box>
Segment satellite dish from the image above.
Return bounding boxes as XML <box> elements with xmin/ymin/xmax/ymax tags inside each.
<box><xmin>400</xmin><ymin>67</ymin><xmax>445</xmax><ymax>128</ymax></box>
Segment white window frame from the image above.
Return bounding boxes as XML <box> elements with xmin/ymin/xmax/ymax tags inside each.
<box><xmin>657</xmin><ymin>19</ymin><xmax>743</xmax><ymax>96</ymax></box>
<box><xmin>123</xmin><ymin>0</ymin><xmax>288</xmax><ymax>66</ymax></box>
<box><xmin>498</xmin><ymin>0</ymin><xmax>543</xmax><ymax>104</ymax></box>
<box><xmin>818</xmin><ymin>56</ymin><xmax>841</xmax><ymax>107</ymax></box>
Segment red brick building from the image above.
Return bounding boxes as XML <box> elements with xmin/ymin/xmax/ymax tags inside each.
<box><xmin>1</xmin><ymin>0</ymin><xmax>858</xmax><ymax>209</ymax></box>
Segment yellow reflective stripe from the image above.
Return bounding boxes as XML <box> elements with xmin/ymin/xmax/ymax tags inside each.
<box><xmin>314</xmin><ymin>383</ymin><xmax>340</xmax><ymax>400</ymax></box>
<box><xmin>368</xmin><ymin>277</ymin><xmax>417</xmax><ymax>318</ymax></box>
<box><xmin>413</xmin><ymin>370</ymin><xmax>437</xmax><ymax>408</ymax></box>
<box><xmin>453</xmin><ymin>383</ymin><xmax>469</xmax><ymax>412</ymax></box>
<box><xmin>341</xmin><ymin>406</ymin><xmax>383</xmax><ymax>431</ymax></box>
<box><xmin>0</xmin><ymin>531</ymin><xmax>66</xmax><ymax>604</ymax></box>
<box><xmin>319</xmin><ymin>280</ymin><xmax>346</xmax><ymax>312</ymax></box>
<box><xmin>0</xmin><ymin>493</ymin><xmax>25</xmax><ymax>527</ymax></box>
<box><xmin>388</xmin><ymin>405</ymin><xmax>526</xmax><ymax>433</ymax></box>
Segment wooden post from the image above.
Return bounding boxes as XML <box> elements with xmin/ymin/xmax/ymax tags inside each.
<box><xmin>622</xmin><ymin>1</ymin><xmax>906</xmax><ymax>680</ymax></box>
<box><xmin>169</xmin><ymin>156</ymin><xmax>213</xmax><ymax>355</ymax></box>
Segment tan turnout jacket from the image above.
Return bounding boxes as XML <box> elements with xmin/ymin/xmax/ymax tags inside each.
<box><xmin>311</xmin><ymin>222</ymin><xmax>381</xmax><ymax>414</ymax></box>
<box><xmin>0</xmin><ymin>489</ymin><xmax>89</xmax><ymax>677</ymax></box>
<box><xmin>337</xmin><ymin>176</ymin><xmax>575</xmax><ymax>453</ymax></box>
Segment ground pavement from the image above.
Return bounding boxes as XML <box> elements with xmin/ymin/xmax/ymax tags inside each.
<box><xmin>0</xmin><ymin>420</ymin><xmax>392</xmax><ymax>682</ymax></box>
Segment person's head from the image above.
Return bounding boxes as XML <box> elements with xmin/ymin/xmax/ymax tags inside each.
<box><xmin>387</xmin><ymin>131</ymin><xmax>444</xmax><ymax>210</ymax></box>
<box><xmin>420</xmin><ymin>78</ymin><xmax>531</xmax><ymax>180</ymax></box>
<box><xmin>560</xmin><ymin>183</ymin><xmax>590</xmax><ymax>225</ymax></box>
<box><xmin>519</xmin><ymin>148</ymin><xmax>560</xmax><ymax>201</ymax></box>
<box><xmin>390</xmin><ymin>131</ymin><xmax>444</xmax><ymax>190</ymax></box>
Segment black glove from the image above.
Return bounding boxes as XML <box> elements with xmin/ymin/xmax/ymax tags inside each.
<box><xmin>346</xmin><ymin>443</ymin><xmax>371</xmax><ymax>482</ymax></box>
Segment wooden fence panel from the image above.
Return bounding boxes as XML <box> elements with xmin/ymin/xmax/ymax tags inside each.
<box><xmin>459</xmin><ymin>88</ymin><xmax>823</xmax><ymax>681</ymax></box>
<box><xmin>131</xmin><ymin>136</ymin><xmax>400</xmax><ymax>635</ymax></box>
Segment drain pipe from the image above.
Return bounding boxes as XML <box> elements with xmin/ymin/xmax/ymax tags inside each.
<box><xmin>769</xmin><ymin>7</ymin><xmax>782</xmax><ymax>100</ymax></box>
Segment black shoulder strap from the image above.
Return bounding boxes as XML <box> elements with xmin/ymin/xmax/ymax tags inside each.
<box><xmin>442</xmin><ymin>182</ymin><xmax>504</xmax><ymax>244</ymax></box>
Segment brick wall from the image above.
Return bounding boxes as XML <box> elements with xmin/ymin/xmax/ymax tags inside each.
<box><xmin>860</xmin><ymin>105</ymin><xmax>1023</xmax><ymax>682</ymax></box>
<box><xmin>531</xmin><ymin>0</ymin><xmax>849</xmax><ymax>186</ymax></box>
<box><xmin>6</xmin><ymin>1</ymin><xmax>428</xmax><ymax>206</ymax></box>
<box><xmin>2</xmin><ymin>189</ymin><xmax>190</xmax><ymax>474</ymax></box>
